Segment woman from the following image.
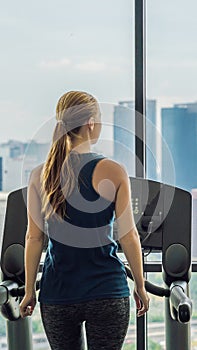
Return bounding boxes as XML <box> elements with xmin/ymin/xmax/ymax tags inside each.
<box><xmin>20</xmin><ymin>91</ymin><xmax>149</xmax><ymax>350</ymax></box>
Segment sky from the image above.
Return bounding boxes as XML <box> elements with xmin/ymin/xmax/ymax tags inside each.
<box><xmin>0</xmin><ymin>0</ymin><xmax>197</xmax><ymax>142</ymax></box>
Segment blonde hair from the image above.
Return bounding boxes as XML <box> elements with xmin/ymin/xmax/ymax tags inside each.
<box><xmin>40</xmin><ymin>91</ymin><xmax>99</xmax><ymax>221</ymax></box>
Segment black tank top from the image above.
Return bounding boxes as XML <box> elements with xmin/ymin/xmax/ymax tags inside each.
<box><xmin>38</xmin><ymin>152</ymin><xmax>130</xmax><ymax>304</ymax></box>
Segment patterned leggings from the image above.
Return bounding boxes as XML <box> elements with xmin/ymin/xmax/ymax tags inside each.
<box><xmin>40</xmin><ymin>297</ymin><xmax>130</xmax><ymax>350</ymax></box>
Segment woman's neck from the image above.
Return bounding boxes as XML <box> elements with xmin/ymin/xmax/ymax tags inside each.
<box><xmin>71</xmin><ymin>140</ymin><xmax>91</xmax><ymax>154</ymax></box>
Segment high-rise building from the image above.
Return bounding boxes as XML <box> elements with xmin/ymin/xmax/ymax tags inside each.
<box><xmin>113</xmin><ymin>101</ymin><xmax>135</xmax><ymax>176</ymax></box>
<box><xmin>192</xmin><ymin>189</ymin><xmax>197</xmax><ymax>258</ymax></box>
<box><xmin>0</xmin><ymin>140</ymin><xmax>50</xmax><ymax>192</ymax></box>
<box><xmin>162</xmin><ymin>102</ymin><xmax>197</xmax><ymax>191</ymax></box>
<box><xmin>145</xmin><ymin>100</ymin><xmax>158</xmax><ymax>180</ymax></box>
<box><xmin>113</xmin><ymin>100</ymin><xmax>157</xmax><ymax>178</ymax></box>
<box><xmin>0</xmin><ymin>157</ymin><xmax>2</xmax><ymax>191</ymax></box>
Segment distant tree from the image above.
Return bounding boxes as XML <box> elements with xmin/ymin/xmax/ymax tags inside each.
<box><xmin>0</xmin><ymin>317</ymin><xmax>6</xmax><ymax>336</ymax></box>
<box><xmin>148</xmin><ymin>339</ymin><xmax>162</xmax><ymax>350</ymax></box>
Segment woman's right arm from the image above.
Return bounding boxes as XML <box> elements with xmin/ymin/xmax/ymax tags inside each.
<box><xmin>115</xmin><ymin>165</ymin><xmax>150</xmax><ymax>317</ymax></box>
<box><xmin>92</xmin><ymin>158</ymin><xmax>149</xmax><ymax>316</ymax></box>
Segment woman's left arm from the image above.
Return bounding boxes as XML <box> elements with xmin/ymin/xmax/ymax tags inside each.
<box><xmin>20</xmin><ymin>168</ymin><xmax>45</xmax><ymax>318</ymax></box>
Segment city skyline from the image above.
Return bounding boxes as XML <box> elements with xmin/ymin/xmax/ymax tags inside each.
<box><xmin>0</xmin><ymin>98</ymin><xmax>196</xmax><ymax>193</ymax></box>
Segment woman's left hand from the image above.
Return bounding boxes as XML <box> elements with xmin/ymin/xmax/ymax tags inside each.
<box><xmin>19</xmin><ymin>292</ymin><xmax>37</xmax><ymax>318</ymax></box>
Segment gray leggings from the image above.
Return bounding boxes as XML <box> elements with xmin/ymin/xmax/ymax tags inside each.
<box><xmin>40</xmin><ymin>297</ymin><xmax>130</xmax><ymax>350</ymax></box>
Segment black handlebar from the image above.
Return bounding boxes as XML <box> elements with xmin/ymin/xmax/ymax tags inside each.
<box><xmin>11</xmin><ymin>280</ymin><xmax>40</xmax><ymax>297</ymax></box>
<box><xmin>124</xmin><ymin>264</ymin><xmax>170</xmax><ymax>297</ymax></box>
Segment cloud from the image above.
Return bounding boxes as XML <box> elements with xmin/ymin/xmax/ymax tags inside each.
<box><xmin>75</xmin><ymin>60</ymin><xmax>128</xmax><ymax>74</ymax></box>
<box><xmin>75</xmin><ymin>61</ymin><xmax>107</xmax><ymax>72</ymax></box>
<box><xmin>39</xmin><ymin>58</ymin><xmax>71</xmax><ymax>69</ymax></box>
<box><xmin>39</xmin><ymin>58</ymin><xmax>126</xmax><ymax>73</ymax></box>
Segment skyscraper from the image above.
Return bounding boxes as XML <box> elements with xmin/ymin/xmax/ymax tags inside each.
<box><xmin>145</xmin><ymin>100</ymin><xmax>158</xmax><ymax>180</ymax></box>
<box><xmin>113</xmin><ymin>100</ymin><xmax>157</xmax><ymax>178</ymax></box>
<box><xmin>0</xmin><ymin>157</ymin><xmax>2</xmax><ymax>191</ymax></box>
<box><xmin>192</xmin><ymin>189</ymin><xmax>197</xmax><ymax>258</ymax></box>
<box><xmin>113</xmin><ymin>101</ymin><xmax>135</xmax><ymax>176</ymax></box>
<box><xmin>162</xmin><ymin>102</ymin><xmax>197</xmax><ymax>191</ymax></box>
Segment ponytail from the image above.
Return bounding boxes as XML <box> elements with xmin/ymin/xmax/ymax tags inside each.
<box><xmin>40</xmin><ymin>90</ymin><xmax>98</xmax><ymax>221</ymax></box>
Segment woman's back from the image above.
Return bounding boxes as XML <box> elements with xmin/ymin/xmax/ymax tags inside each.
<box><xmin>38</xmin><ymin>152</ymin><xmax>130</xmax><ymax>304</ymax></box>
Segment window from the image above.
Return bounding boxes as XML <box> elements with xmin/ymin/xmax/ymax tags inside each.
<box><xmin>147</xmin><ymin>1</ymin><xmax>197</xmax><ymax>348</ymax></box>
<box><xmin>1</xmin><ymin>1</ymin><xmax>196</xmax><ymax>349</ymax></box>
<box><xmin>0</xmin><ymin>1</ymin><xmax>135</xmax><ymax>348</ymax></box>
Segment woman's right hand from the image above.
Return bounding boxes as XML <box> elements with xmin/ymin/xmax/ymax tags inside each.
<box><xmin>133</xmin><ymin>287</ymin><xmax>150</xmax><ymax>317</ymax></box>
<box><xmin>19</xmin><ymin>292</ymin><xmax>37</xmax><ymax>318</ymax></box>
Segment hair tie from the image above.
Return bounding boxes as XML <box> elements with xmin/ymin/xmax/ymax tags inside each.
<box><xmin>57</xmin><ymin>119</ymin><xmax>65</xmax><ymax>126</ymax></box>
<box><xmin>55</xmin><ymin>120</ymin><xmax>69</xmax><ymax>139</ymax></box>
<box><xmin>57</xmin><ymin>119</ymin><xmax>68</xmax><ymax>130</ymax></box>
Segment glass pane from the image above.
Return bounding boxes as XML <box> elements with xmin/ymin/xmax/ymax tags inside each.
<box><xmin>146</xmin><ymin>0</ymin><xmax>197</xmax><ymax>191</ymax></box>
<box><xmin>0</xmin><ymin>0</ymin><xmax>134</xmax><ymax>347</ymax></box>
<box><xmin>0</xmin><ymin>0</ymin><xmax>135</xmax><ymax>190</ymax></box>
<box><xmin>147</xmin><ymin>2</ymin><xmax>197</xmax><ymax>349</ymax></box>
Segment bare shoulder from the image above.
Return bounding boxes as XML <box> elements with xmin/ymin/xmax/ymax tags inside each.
<box><xmin>95</xmin><ymin>158</ymin><xmax>128</xmax><ymax>181</ymax></box>
<box><xmin>92</xmin><ymin>158</ymin><xmax>130</xmax><ymax>202</ymax></box>
<box><xmin>92</xmin><ymin>158</ymin><xmax>129</xmax><ymax>199</ymax></box>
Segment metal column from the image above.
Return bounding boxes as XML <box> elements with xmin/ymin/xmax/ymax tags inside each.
<box><xmin>135</xmin><ymin>0</ymin><xmax>146</xmax><ymax>179</ymax></box>
<box><xmin>6</xmin><ymin>318</ymin><xmax>33</xmax><ymax>350</ymax></box>
<box><xmin>135</xmin><ymin>0</ymin><xmax>147</xmax><ymax>349</ymax></box>
<box><xmin>165</xmin><ymin>297</ymin><xmax>191</xmax><ymax>350</ymax></box>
